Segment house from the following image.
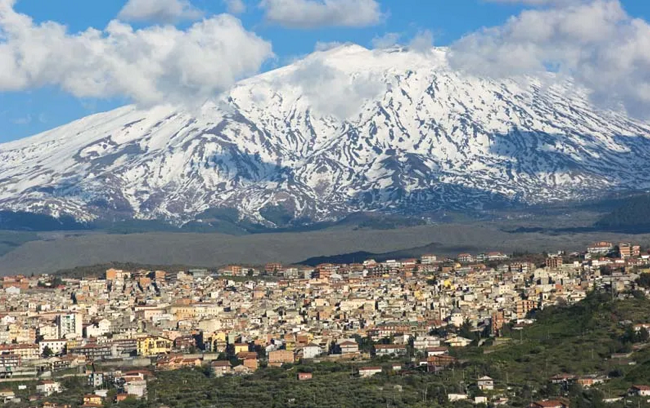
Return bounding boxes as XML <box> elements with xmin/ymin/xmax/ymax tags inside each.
<box><xmin>448</xmin><ymin>394</ymin><xmax>468</xmax><ymax>402</ymax></box>
<box><xmin>136</xmin><ymin>336</ymin><xmax>173</xmax><ymax>356</ymax></box>
<box><xmin>487</xmin><ymin>252</ymin><xmax>509</xmax><ymax>261</ymax></box>
<box><xmin>478</xmin><ymin>376</ymin><xmax>494</xmax><ymax>391</ymax></box>
<box><xmin>88</xmin><ymin>372</ymin><xmax>104</xmax><ymax>388</ymax></box>
<box><xmin>43</xmin><ymin>403</ymin><xmax>72</xmax><ymax>408</ymax></box>
<box><xmin>426</xmin><ymin>347</ymin><xmax>448</xmax><ymax>357</ymax></box>
<box><xmin>243</xmin><ymin>357</ymin><xmax>258</xmax><ymax>371</ymax></box>
<box><xmin>39</xmin><ymin>339</ymin><xmax>67</xmax><ymax>356</ymax></box>
<box><xmin>458</xmin><ymin>254</ymin><xmax>474</xmax><ymax>263</ymax></box>
<box><xmin>358</xmin><ymin>367</ymin><xmax>382</xmax><ymax>378</ymax></box>
<box><xmin>36</xmin><ymin>380</ymin><xmax>62</xmax><ymax>396</ymax></box>
<box><xmin>587</xmin><ymin>242</ymin><xmax>614</xmax><ymax>255</ymax></box>
<box><xmin>210</xmin><ymin>360</ymin><xmax>233</xmax><ymax>377</ymax></box>
<box><xmin>629</xmin><ymin>385</ymin><xmax>650</xmax><ymax>397</ymax></box>
<box><xmin>421</xmin><ymin>254</ymin><xmax>438</xmax><ymax>264</ymax></box>
<box><xmin>413</xmin><ymin>336</ymin><xmax>441</xmax><ymax>350</ymax></box>
<box><xmin>373</xmin><ymin>344</ymin><xmax>407</xmax><ymax>357</ymax></box>
<box><xmin>530</xmin><ymin>400</ymin><xmax>568</xmax><ymax>408</ymax></box>
<box><xmin>0</xmin><ymin>389</ymin><xmax>15</xmax><ymax>403</ymax></box>
<box><xmin>233</xmin><ymin>343</ymin><xmax>249</xmax><ymax>354</ymax></box>
<box><xmin>445</xmin><ymin>336</ymin><xmax>472</xmax><ymax>348</ymax></box>
<box><xmin>124</xmin><ymin>380</ymin><xmax>147</xmax><ymax>398</ymax></box>
<box><xmin>339</xmin><ymin>341</ymin><xmax>359</xmax><ymax>355</ymax></box>
<box><xmin>549</xmin><ymin>374</ymin><xmax>576</xmax><ymax>386</ymax></box>
<box><xmin>298</xmin><ymin>372</ymin><xmax>313</xmax><ymax>381</ymax></box>
<box><xmin>427</xmin><ymin>355</ymin><xmax>457</xmax><ymax>372</ymax></box>
<box><xmin>301</xmin><ymin>344</ymin><xmax>322</xmax><ymax>359</ymax></box>
<box><xmin>82</xmin><ymin>394</ymin><xmax>103</xmax><ymax>407</ymax></box>
<box><xmin>577</xmin><ymin>375</ymin><xmax>606</xmax><ymax>388</ymax></box>
<box><xmin>268</xmin><ymin>350</ymin><xmax>294</xmax><ymax>366</ymax></box>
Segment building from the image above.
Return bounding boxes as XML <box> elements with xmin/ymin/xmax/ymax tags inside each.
<box><xmin>358</xmin><ymin>367</ymin><xmax>382</xmax><ymax>377</ymax></box>
<box><xmin>39</xmin><ymin>339</ymin><xmax>67</xmax><ymax>356</ymax></box>
<box><xmin>620</xmin><ymin>243</ymin><xmax>632</xmax><ymax>259</ymax></box>
<box><xmin>57</xmin><ymin>313</ymin><xmax>83</xmax><ymax>339</ymax></box>
<box><xmin>458</xmin><ymin>254</ymin><xmax>474</xmax><ymax>263</ymax></box>
<box><xmin>426</xmin><ymin>347</ymin><xmax>448</xmax><ymax>357</ymax></box>
<box><xmin>546</xmin><ymin>256</ymin><xmax>563</xmax><ymax>270</ymax></box>
<box><xmin>531</xmin><ymin>400</ymin><xmax>568</xmax><ymax>408</ymax></box>
<box><xmin>82</xmin><ymin>394</ymin><xmax>103</xmax><ymax>407</ymax></box>
<box><xmin>478</xmin><ymin>376</ymin><xmax>494</xmax><ymax>391</ymax></box>
<box><xmin>268</xmin><ymin>350</ymin><xmax>294</xmax><ymax>366</ymax></box>
<box><xmin>516</xmin><ymin>300</ymin><xmax>536</xmax><ymax>319</ymax></box>
<box><xmin>421</xmin><ymin>254</ymin><xmax>437</xmax><ymax>265</ymax></box>
<box><xmin>36</xmin><ymin>380</ymin><xmax>62</xmax><ymax>396</ymax></box>
<box><xmin>88</xmin><ymin>373</ymin><xmax>104</xmax><ymax>388</ymax></box>
<box><xmin>338</xmin><ymin>341</ymin><xmax>359</xmax><ymax>355</ymax></box>
<box><xmin>210</xmin><ymin>360</ymin><xmax>233</xmax><ymax>377</ymax></box>
<box><xmin>587</xmin><ymin>242</ymin><xmax>614</xmax><ymax>255</ymax></box>
<box><xmin>373</xmin><ymin>344</ymin><xmax>407</xmax><ymax>357</ymax></box>
<box><xmin>68</xmin><ymin>344</ymin><xmax>112</xmax><ymax>360</ymax></box>
<box><xmin>137</xmin><ymin>336</ymin><xmax>173</xmax><ymax>356</ymax></box>
<box><xmin>629</xmin><ymin>385</ymin><xmax>650</xmax><ymax>397</ymax></box>
<box><xmin>301</xmin><ymin>344</ymin><xmax>322</xmax><ymax>359</ymax></box>
<box><xmin>124</xmin><ymin>380</ymin><xmax>147</xmax><ymax>398</ymax></box>
<box><xmin>0</xmin><ymin>344</ymin><xmax>39</xmax><ymax>360</ymax></box>
<box><xmin>0</xmin><ymin>389</ymin><xmax>16</xmax><ymax>403</ymax></box>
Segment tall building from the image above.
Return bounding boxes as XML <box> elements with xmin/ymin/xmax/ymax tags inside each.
<box><xmin>57</xmin><ymin>313</ymin><xmax>83</xmax><ymax>339</ymax></box>
<box><xmin>619</xmin><ymin>243</ymin><xmax>632</xmax><ymax>259</ymax></box>
<box><xmin>546</xmin><ymin>256</ymin><xmax>563</xmax><ymax>270</ymax></box>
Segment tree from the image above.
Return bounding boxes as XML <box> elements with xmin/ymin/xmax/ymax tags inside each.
<box><xmin>636</xmin><ymin>273</ymin><xmax>650</xmax><ymax>288</ymax></box>
<box><xmin>42</xmin><ymin>345</ymin><xmax>53</xmax><ymax>357</ymax></box>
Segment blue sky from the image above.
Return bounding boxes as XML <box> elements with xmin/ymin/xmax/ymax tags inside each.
<box><xmin>1</xmin><ymin>0</ymin><xmax>649</xmax><ymax>143</ymax></box>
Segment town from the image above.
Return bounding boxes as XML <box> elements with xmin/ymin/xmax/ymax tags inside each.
<box><xmin>1</xmin><ymin>241</ymin><xmax>650</xmax><ymax>407</ymax></box>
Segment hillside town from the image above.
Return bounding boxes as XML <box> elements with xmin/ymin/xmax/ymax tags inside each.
<box><xmin>1</xmin><ymin>241</ymin><xmax>650</xmax><ymax>407</ymax></box>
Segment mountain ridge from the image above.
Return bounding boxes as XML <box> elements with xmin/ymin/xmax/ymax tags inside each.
<box><xmin>2</xmin><ymin>45</ymin><xmax>650</xmax><ymax>226</ymax></box>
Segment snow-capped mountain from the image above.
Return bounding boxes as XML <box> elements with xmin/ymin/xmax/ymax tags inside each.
<box><xmin>2</xmin><ymin>44</ymin><xmax>650</xmax><ymax>226</ymax></box>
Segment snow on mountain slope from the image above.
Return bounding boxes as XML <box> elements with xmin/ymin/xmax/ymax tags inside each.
<box><xmin>2</xmin><ymin>44</ymin><xmax>650</xmax><ymax>225</ymax></box>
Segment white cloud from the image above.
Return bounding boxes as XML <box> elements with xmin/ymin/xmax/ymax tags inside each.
<box><xmin>118</xmin><ymin>0</ymin><xmax>203</xmax><ymax>23</ymax></box>
<box><xmin>371</xmin><ymin>32</ymin><xmax>401</xmax><ymax>49</ymax></box>
<box><xmin>0</xmin><ymin>1</ymin><xmax>273</xmax><ymax>107</ymax></box>
<box><xmin>408</xmin><ymin>30</ymin><xmax>434</xmax><ymax>54</ymax></box>
<box><xmin>314</xmin><ymin>41</ymin><xmax>343</xmax><ymax>51</ymax></box>
<box><xmin>224</xmin><ymin>0</ymin><xmax>247</xmax><ymax>14</ymax></box>
<box><xmin>260</xmin><ymin>0</ymin><xmax>383</xmax><ymax>29</ymax></box>
<box><xmin>448</xmin><ymin>0</ymin><xmax>650</xmax><ymax>119</ymax></box>
<box><xmin>288</xmin><ymin>57</ymin><xmax>384</xmax><ymax>120</ymax></box>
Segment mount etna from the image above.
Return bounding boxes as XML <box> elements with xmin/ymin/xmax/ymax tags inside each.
<box><xmin>1</xmin><ymin>45</ymin><xmax>650</xmax><ymax>229</ymax></box>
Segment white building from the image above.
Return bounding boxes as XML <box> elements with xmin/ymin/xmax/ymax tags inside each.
<box><xmin>36</xmin><ymin>380</ymin><xmax>62</xmax><ymax>396</ymax></box>
<box><xmin>478</xmin><ymin>376</ymin><xmax>494</xmax><ymax>391</ymax></box>
<box><xmin>39</xmin><ymin>339</ymin><xmax>67</xmax><ymax>356</ymax></box>
<box><xmin>57</xmin><ymin>313</ymin><xmax>83</xmax><ymax>339</ymax></box>
<box><xmin>301</xmin><ymin>344</ymin><xmax>322</xmax><ymax>359</ymax></box>
<box><xmin>85</xmin><ymin>319</ymin><xmax>111</xmax><ymax>338</ymax></box>
<box><xmin>358</xmin><ymin>367</ymin><xmax>382</xmax><ymax>378</ymax></box>
<box><xmin>125</xmin><ymin>380</ymin><xmax>147</xmax><ymax>398</ymax></box>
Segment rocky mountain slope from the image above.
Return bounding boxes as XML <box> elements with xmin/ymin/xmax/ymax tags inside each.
<box><xmin>1</xmin><ymin>44</ymin><xmax>650</xmax><ymax>226</ymax></box>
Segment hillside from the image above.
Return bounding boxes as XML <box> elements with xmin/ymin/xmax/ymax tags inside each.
<box><xmin>596</xmin><ymin>194</ymin><xmax>650</xmax><ymax>232</ymax></box>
